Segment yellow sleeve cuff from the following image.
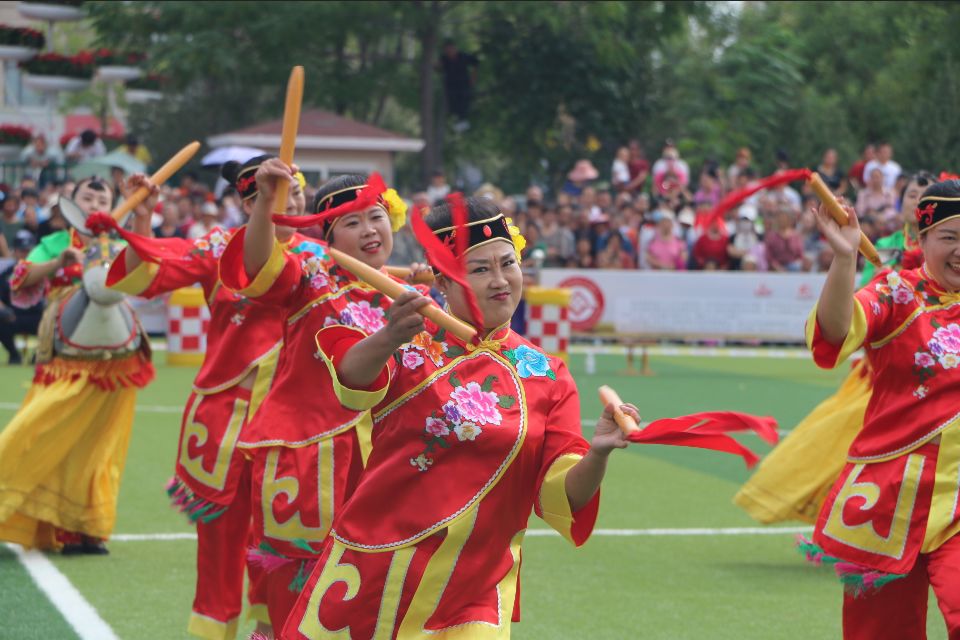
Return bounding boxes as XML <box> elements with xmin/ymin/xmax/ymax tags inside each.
<box><xmin>805</xmin><ymin>299</ymin><xmax>868</xmax><ymax>368</ymax></box>
<box><xmin>110</xmin><ymin>257</ymin><xmax>159</xmax><ymax>296</ymax></box>
<box><xmin>538</xmin><ymin>453</ymin><xmax>584</xmax><ymax>545</ymax></box>
<box><xmin>238</xmin><ymin>239</ymin><xmax>286</xmax><ymax>298</ymax></box>
<box><xmin>314</xmin><ymin>326</ymin><xmax>392</xmax><ymax>412</ymax></box>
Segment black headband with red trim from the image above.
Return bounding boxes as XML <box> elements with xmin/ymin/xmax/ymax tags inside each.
<box><xmin>434</xmin><ymin>214</ymin><xmax>513</xmax><ymax>257</ymax></box>
<box><xmin>916</xmin><ymin>196</ymin><xmax>960</xmax><ymax>233</ymax></box>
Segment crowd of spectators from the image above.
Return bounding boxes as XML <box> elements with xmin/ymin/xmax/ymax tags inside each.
<box><xmin>434</xmin><ymin>140</ymin><xmax>914</xmax><ymax>273</ymax></box>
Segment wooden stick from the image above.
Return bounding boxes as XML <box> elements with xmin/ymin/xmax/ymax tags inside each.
<box><xmin>807</xmin><ymin>172</ymin><xmax>882</xmax><ymax>267</ymax></box>
<box><xmin>598</xmin><ymin>385</ymin><xmax>640</xmax><ymax>435</ymax></box>
<box><xmin>273</xmin><ymin>66</ymin><xmax>304</xmax><ymax>215</ymax></box>
<box><xmin>385</xmin><ymin>265</ymin><xmax>435</xmax><ymax>284</ymax></box>
<box><xmin>109</xmin><ymin>141</ymin><xmax>200</xmax><ymax>221</ymax></box>
<box><xmin>328</xmin><ymin>247</ymin><xmax>476</xmax><ymax>342</ymax></box>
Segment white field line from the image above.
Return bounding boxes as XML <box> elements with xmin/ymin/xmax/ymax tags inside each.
<box><xmin>7</xmin><ymin>543</ymin><xmax>119</xmax><ymax>640</ymax></box>
<box><xmin>110</xmin><ymin>526</ymin><xmax>810</xmax><ymax>543</ymax></box>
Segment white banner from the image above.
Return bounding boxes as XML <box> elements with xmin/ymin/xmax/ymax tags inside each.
<box><xmin>538</xmin><ymin>269</ymin><xmax>828</xmax><ymax>341</ymax></box>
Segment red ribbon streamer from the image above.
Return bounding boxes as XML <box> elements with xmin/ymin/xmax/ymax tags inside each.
<box><xmin>87</xmin><ymin>212</ymin><xmax>188</xmax><ymax>267</ymax></box>
<box><xmin>706</xmin><ymin>168</ymin><xmax>812</xmax><ymax>228</ymax></box>
<box><xmin>409</xmin><ymin>192</ymin><xmax>485</xmax><ymax>332</ymax></box>
<box><xmin>627</xmin><ymin>411</ymin><xmax>778</xmax><ymax>468</ymax></box>
<box><xmin>272</xmin><ymin>172</ymin><xmax>387</xmax><ymax>228</ymax></box>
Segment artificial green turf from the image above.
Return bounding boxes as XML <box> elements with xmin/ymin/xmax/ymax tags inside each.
<box><xmin>0</xmin><ymin>355</ymin><xmax>950</xmax><ymax>639</ymax></box>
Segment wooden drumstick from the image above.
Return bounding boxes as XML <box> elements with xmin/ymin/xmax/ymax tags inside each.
<box><xmin>385</xmin><ymin>265</ymin><xmax>435</xmax><ymax>284</ymax></box>
<box><xmin>808</xmin><ymin>172</ymin><xmax>882</xmax><ymax>267</ymax></box>
<box><xmin>109</xmin><ymin>141</ymin><xmax>201</xmax><ymax>221</ymax></box>
<box><xmin>598</xmin><ymin>385</ymin><xmax>640</xmax><ymax>435</ymax></box>
<box><xmin>328</xmin><ymin>247</ymin><xmax>476</xmax><ymax>342</ymax></box>
<box><xmin>273</xmin><ymin>66</ymin><xmax>304</xmax><ymax>215</ymax></box>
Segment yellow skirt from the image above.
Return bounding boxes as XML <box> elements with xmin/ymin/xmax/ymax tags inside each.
<box><xmin>734</xmin><ymin>360</ymin><xmax>872</xmax><ymax>524</ymax></box>
<box><xmin>0</xmin><ymin>356</ymin><xmax>150</xmax><ymax>549</ymax></box>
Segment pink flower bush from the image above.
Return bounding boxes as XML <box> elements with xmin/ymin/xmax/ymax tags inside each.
<box><xmin>932</xmin><ymin>324</ymin><xmax>960</xmax><ymax>354</ymax></box>
<box><xmin>450</xmin><ymin>381</ymin><xmax>502</xmax><ymax>426</ymax></box>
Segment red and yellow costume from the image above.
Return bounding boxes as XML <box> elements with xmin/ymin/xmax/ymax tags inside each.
<box><xmin>0</xmin><ymin>229</ymin><xmax>154</xmax><ymax>550</ymax></box>
<box><xmin>280</xmin><ymin>321</ymin><xmax>598</xmax><ymax>639</ymax></box>
<box><xmin>219</xmin><ymin>228</ymin><xmax>421</xmax><ymax>631</ymax></box>
<box><xmin>108</xmin><ymin>226</ymin><xmax>310</xmax><ymax>640</ymax></box>
<box><xmin>806</xmin><ymin>266</ymin><xmax>960</xmax><ymax>638</ymax></box>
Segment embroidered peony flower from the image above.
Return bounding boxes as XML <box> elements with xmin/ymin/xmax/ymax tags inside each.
<box><xmin>915</xmin><ymin>352</ymin><xmax>936</xmax><ymax>368</ymax></box>
<box><xmin>929</xmin><ymin>340</ymin><xmax>946</xmax><ymax>357</ymax></box>
<box><xmin>875</xmin><ymin>284</ymin><xmax>891</xmax><ymax>296</ymax></box>
<box><xmin>424</xmin><ymin>340</ymin><xmax>446</xmax><ymax>367</ymax></box>
<box><xmin>424</xmin><ymin>416</ymin><xmax>449</xmax><ymax>437</ymax></box>
<box><xmin>932</xmin><ymin>324</ymin><xmax>960</xmax><ymax>354</ymax></box>
<box><xmin>939</xmin><ymin>353</ymin><xmax>960</xmax><ymax>369</ymax></box>
<box><xmin>323</xmin><ymin>316</ymin><xmax>339</xmax><ymax>328</ymax></box>
<box><xmin>450</xmin><ymin>381</ymin><xmax>502</xmax><ymax>426</ymax></box>
<box><xmin>304</xmin><ymin>255</ymin><xmax>324</xmax><ymax>277</ymax></box>
<box><xmin>891</xmin><ymin>287</ymin><xmax>914</xmax><ymax>305</ymax></box>
<box><xmin>309</xmin><ymin>273</ymin><xmax>329</xmax><ymax>290</ymax></box>
<box><xmin>454</xmin><ymin>421</ymin><xmax>482</xmax><ymax>442</ymax></box>
<box><xmin>340</xmin><ymin>300</ymin><xmax>385</xmax><ymax>334</ymax></box>
<box><xmin>402</xmin><ymin>349</ymin><xmax>425</xmax><ymax>370</ymax></box>
<box><xmin>913</xmin><ymin>385</ymin><xmax>929</xmax><ymax>399</ymax></box>
<box><xmin>885</xmin><ymin>272</ymin><xmax>902</xmax><ymax>288</ymax></box>
<box><xmin>512</xmin><ymin>344</ymin><xmax>551</xmax><ymax>378</ymax></box>
<box><xmin>194</xmin><ymin>239</ymin><xmax>210</xmax><ymax>251</ymax></box>
<box><xmin>442</xmin><ymin>401</ymin><xmax>461</xmax><ymax>424</ymax></box>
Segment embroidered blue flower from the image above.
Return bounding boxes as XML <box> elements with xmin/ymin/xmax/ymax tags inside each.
<box><xmin>292</xmin><ymin>240</ymin><xmax>328</xmax><ymax>259</ymax></box>
<box><xmin>510</xmin><ymin>344</ymin><xmax>553</xmax><ymax>379</ymax></box>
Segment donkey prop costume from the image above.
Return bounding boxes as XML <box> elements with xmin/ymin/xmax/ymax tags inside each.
<box><xmin>0</xmin><ymin>197</ymin><xmax>154</xmax><ymax>553</ymax></box>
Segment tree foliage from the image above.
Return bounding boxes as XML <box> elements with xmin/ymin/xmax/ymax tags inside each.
<box><xmin>83</xmin><ymin>1</ymin><xmax>960</xmax><ymax>191</ymax></box>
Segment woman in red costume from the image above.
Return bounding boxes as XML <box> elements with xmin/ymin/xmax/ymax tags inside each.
<box><xmin>218</xmin><ymin>159</ymin><xmax>423</xmax><ymax>632</ymax></box>
<box><xmin>281</xmin><ymin>196</ymin><xmax>635</xmax><ymax>639</ymax></box>
<box><xmin>803</xmin><ymin>180</ymin><xmax>960</xmax><ymax>639</ymax></box>
<box><xmin>107</xmin><ymin>156</ymin><xmax>311</xmax><ymax>640</ymax></box>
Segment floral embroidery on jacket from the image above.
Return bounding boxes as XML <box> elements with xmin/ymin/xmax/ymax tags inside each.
<box><xmin>912</xmin><ymin>320</ymin><xmax>960</xmax><ymax>390</ymax></box>
<box><xmin>875</xmin><ymin>272</ymin><xmax>920</xmax><ymax>307</ymax></box>
<box><xmin>503</xmin><ymin>343</ymin><xmax>555</xmax><ymax>379</ymax></box>
<box><xmin>409</xmin><ymin>373</ymin><xmax>516</xmax><ymax>472</ymax></box>
<box><xmin>190</xmin><ymin>228</ymin><xmax>229</xmax><ymax>259</ymax></box>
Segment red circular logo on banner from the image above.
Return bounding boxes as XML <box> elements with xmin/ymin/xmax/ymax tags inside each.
<box><xmin>558</xmin><ymin>276</ymin><xmax>605</xmax><ymax>331</ymax></box>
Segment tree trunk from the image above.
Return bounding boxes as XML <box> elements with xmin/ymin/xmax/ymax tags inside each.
<box><xmin>417</xmin><ymin>1</ymin><xmax>443</xmax><ymax>187</ymax></box>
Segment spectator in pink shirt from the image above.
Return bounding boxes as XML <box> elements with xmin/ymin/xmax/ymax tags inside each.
<box><xmin>646</xmin><ymin>210</ymin><xmax>687</xmax><ymax>270</ymax></box>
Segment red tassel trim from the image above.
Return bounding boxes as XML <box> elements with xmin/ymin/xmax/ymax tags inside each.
<box><xmin>33</xmin><ymin>354</ymin><xmax>155</xmax><ymax>391</ymax></box>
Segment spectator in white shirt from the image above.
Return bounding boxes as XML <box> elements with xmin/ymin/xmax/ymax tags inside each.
<box><xmin>64</xmin><ymin>129</ymin><xmax>107</xmax><ymax>162</ymax></box>
<box><xmin>861</xmin><ymin>142</ymin><xmax>901</xmax><ymax>190</ymax></box>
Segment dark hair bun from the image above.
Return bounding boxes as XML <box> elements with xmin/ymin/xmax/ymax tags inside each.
<box><xmin>221</xmin><ymin>160</ymin><xmax>241</xmax><ymax>185</ymax></box>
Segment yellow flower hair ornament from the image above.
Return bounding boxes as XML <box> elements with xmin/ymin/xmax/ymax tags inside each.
<box><xmin>505</xmin><ymin>217</ymin><xmax>527</xmax><ymax>259</ymax></box>
<box><xmin>382</xmin><ymin>188</ymin><xmax>407</xmax><ymax>232</ymax></box>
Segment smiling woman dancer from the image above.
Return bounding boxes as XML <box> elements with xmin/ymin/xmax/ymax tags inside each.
<box><xmin>280</xmin><ymin>196</ymin><xmax>635</xmax><ymax>639</ymax></box>
<box><xmin>107</xmin><ymin>156</ymin><xmax>311</xmax><ymax>640</ymax></box>
<box><xmin>218</xmin><ymin>160</ymin><xmax>423</xmax><ymax>632</ymax></box>
<box><xmin>801</xmin><ymin>181</ymin><xmax>960</xmax><ymax>639</ymax></box>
